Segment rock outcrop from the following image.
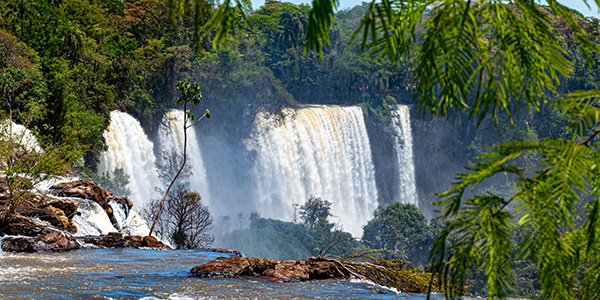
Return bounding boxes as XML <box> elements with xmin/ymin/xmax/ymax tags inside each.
<box><xmin>0</xmin><ymin>179</ymin><xmax>175</xmax><ymax>253</ymax></box>
<box><xmin>49</xmin><ymin>180</ymin><xmax>114</xmax><ymax>219</ymax></box>
<box><xmin>81</xmin><ymin>233</ymin><xmax>172</xmax><ymax>250</ymax></box>
<box><xmin>1</xmin><ymin>215</ymin><xmax>51</xmax><ymax>236</ymax></box>
<box><xmin>190</xmin><ymin>256</ymin><xmax>354</xmax><ymax>282</ymax></box>
<box><xmin>1</xmin><ymin>231</ymin><xmax>79</xmax><ymax>252</ymax></box>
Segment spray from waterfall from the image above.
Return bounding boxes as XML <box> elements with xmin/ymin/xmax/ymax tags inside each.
<box><xmin>391</xmin><ymin>105</ymin><xmax>418</xmax><ymax>206</ymax></box>
<box><xmin>157</xmin><ymin>110</ymin><xmax>211</xmax><ymax>207</ymax></box>
<box><xmin>97</xmin><ymin>111</ymin><xmax>161</xmax><ymax>209</ymax></box>
<box><xmin>249</xmin><ymin>105</ymin><xmax>379</xmax><ymax>236</ymax></box>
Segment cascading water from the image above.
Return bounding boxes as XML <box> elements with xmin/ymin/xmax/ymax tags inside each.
<box><xmin>72</xmin><ymin>199</ymin><xmax>118</xmax><ymax>236</ymax></box>
<box><xmin>391</xmin><ymin>105</ymin><xmax>418</xmax><ymax>206</ymax></box>
<box><xmin>249</xmin><ymin>105</ymin><xmax>379</xmax><ymax>236</ymax></box>
<box><xmin>97</xmin><ymin>111</ymin><xmax>161</xmax><ymax>208</ymax></box>
<box><xmin>0</xmin><ymin>120</ymin><xmax>43</xmax><ymax>152</ymax></box>
<box><xmin>157</xmin><ymin>110</ymin><xmax>211</xmax><ymax>205</ymax></box>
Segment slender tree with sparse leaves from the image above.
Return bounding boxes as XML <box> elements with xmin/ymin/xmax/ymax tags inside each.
<box><xmin>149</xmin><ymin>81</ymin><xmax>210</xmax><ymax>237</ymax></box>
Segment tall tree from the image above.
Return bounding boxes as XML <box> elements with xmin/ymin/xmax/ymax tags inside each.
<box><xmin>149</xmin><ymin>81</ymin><xmax>209</xmax><ymax>237</ymax></box>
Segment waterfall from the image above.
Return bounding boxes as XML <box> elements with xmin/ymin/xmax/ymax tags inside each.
<box><xmin>391</xmin><ymin>105</ymin><xmax>418</xmax><ymax>206</ymax></box>
<box><xmin>0</xmin><ymin>120</ymin><xmax>43</xmax><ymax>152</ymax></box>
<box><xmin>72</xmin><ymin>199</ymin><xmax>118</xmax><ymax>236</ymax></box>
<box><xmin>249</xmin><ymin>105</ymin><xmax>379</xmax><ymax>236</ymax></box>
<box><xmin>97</xmin><ymin>111</ymin><xmax>161</xmax><ymax>209</ymax></box>
<box><xmin>157</xmin><ymin>110</ymin><xmax>211</xmax><ymax>205</ymax></box>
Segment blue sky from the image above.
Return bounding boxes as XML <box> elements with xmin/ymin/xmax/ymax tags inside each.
<box><xmin>250</xmin><ymin>0</ymin><xmax>600</xmax><ymax>18</ymax></box>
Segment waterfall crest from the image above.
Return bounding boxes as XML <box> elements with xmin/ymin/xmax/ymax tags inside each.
<box><xmin>391</xmin><ymin>105</ymin><xmax>418</xmax><ymax>206</ymax></box>
<box><xmin>249</xmin><ymin>105</ymin><xmax>379</xmax><ymax>236</ymax></box>
<box><xmin>97</xmin><ymin>111</ymin><xmax>161</xmax><ymax>208</ymax></box>
<box><xmin>157</xmin><ymin>110</ymin><xmax>211</xmax><ymax>205</ymax></box>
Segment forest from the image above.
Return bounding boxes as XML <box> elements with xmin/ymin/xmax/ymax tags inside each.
<box><xmin>3</xmin><ymin>0</ymin><xmax>600</xmax><ymax>298</ymax></box>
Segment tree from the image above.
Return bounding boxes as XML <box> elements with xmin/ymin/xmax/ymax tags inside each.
<box><xmin>82</xmin><ymin>167</ymin><xmax>131</xmax><ymax>197</ymax></box>
<box><xmin>299</xmin><ymin>195</ymin><xmax>332</xmax><ymax>229</ymax></box>
<box><xmin>0</xmin><ymin>68</ymin><xmax>26</xmax><ymax>125</ymax></box>
<box><xmin>142</xmin><ymin>185</ymin><xmax>213</xmax><ymax>249</ymax></box>
<box><xmin>0</xmin><ymin>122</ymin><xmax>79</xmax><ymax>226</ymax></box>
<box><xmin>149</xmin><ymin>80</ymin><xmax>209</xmax><ymax>237</ymax></box>
<box><xmin>362</xmin><ymin>203</ymin><xmax>437</xmax><ymax>265</ymax></box>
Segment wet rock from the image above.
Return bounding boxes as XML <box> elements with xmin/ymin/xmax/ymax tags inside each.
<box><xmin>96</xmin><ymin>232</ymin><xmax>125</xmax><ymax>248</ymax></box>
<box><xmin>124</xmin><ymin>235</ymin><xmax>143</xmax><ymax>248</ymax></box>
<box><xmin>142</xmin><ymin>236</ymin><xmax>172</xmax><ymax>250</ymax></box>
<box><xmin>1</xmin><ymin>237</ymin><xmax>36</xmax><ymax>252</ymax></box>
<box><xmin>50</xmin><ymin>180</ymin><xmax>113</xmax><ymax>219</ymax></box>
<box><xmin>190</xmin><ymin>256</ymin><xmax>352</xmax><ymax>282</ymax></box>
<box><xmin>44</xmin><ymin>198</ymin><xmax>78</xmax><ymax>219</ymax></box>
<box><xmin>19</xmin><ymin>205</ymin><xmax>77</xmax><ymax>233</ymax></box>
<box><xmin>1</xmin><ymin>231</ymin><xmax>79</xmax><ymax>252</ymax></box>
<box><xmin>108</xmin><ymin>195</ymin><xmax>133</xmax><ymax>210</ymax></box>
<box><xmin>25</xmin><ymin>192</ymin><xmax>79</xmax><ymax>219</ymax></box>
<box><xmin>1</xmin><ymin>215</ymin><xmax>50</xmax><ymax>236</ymax></box>
<box><xmin>81</xmin><ymin>234</ymin><xmax>172</xmax><ymax>250</ymax></box>
<box><xmin>35</xmin><ymin>231</ymin><xmax>80</xmax><ymax>251</ymax></box>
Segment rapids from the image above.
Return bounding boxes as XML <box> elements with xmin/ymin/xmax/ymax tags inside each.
<box><xmin>0</xmin><ymin>248</ymin><xmax>447</xmax><ymax>299</ymax></box>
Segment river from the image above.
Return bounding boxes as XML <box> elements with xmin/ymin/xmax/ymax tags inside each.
<box><xmin>0</xmin><ymin>248</ymin><xmax>447</xmax><ymax>299</ymax></box>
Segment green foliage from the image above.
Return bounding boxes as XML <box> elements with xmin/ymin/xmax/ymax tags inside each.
<box><xmin>342</xmin><ymin>249</ymin><xmax>442</xmax><ymax>294</ymax></box>
<box><xmin>362</xmin><ymin>203</ymin><xmax>438</xmax><ymax>265</ymax></box>
<box><xmin>220</xmin><ymin>216</ymin><xmax>367</xmax><ymax>260</ymax></box>
<box><xmin>427</xmin><ymin>90</ymin><xmax>600</xmax><ymax>298</ymax></box>
<box><xmin>0</xmin><ymin>123</ymin><xmax>81</xmax><ymax>225</ymax></box>
<box><xmin>221</xmin><ymin>216</ymin><xmax>314</xmax><ymax>260</ymax></box>
<box><xmin>82</xmin><ymin>166</ymin><xmax>130</xmax><ymax>196</ymax></box>
<box><xmin>299</xmin><ymin>195</ymin><xmax>332</xmax><ymax>229</ymax></box>
<box><xmin>221</xmin><ymin>202</ymin><xmax>366</xmax><ymax>260</ymax></box>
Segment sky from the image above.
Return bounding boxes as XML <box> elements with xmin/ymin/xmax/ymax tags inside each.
<box><xmin>250</xmin><ymin>0</ymin><xmax>600</xmax><ymax>18</ymax></box>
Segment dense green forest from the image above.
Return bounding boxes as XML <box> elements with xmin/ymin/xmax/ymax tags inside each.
<box><xmin>0</xmin><ymin>0</ymin><xmax>412</xmax><ymax>160</ymax></box>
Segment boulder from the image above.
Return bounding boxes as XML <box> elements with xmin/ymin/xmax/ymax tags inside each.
<box><xmin>1</xmin><ymin>215</ymin><xmax>51</xmax><ymax>236</ymax></box>
<box><xmin>1</xmin><ymin>237</ymin><xmax>36</xmax><ymax>252</ymax></box>
<box><xmin>124</xmin><ymin>235</ymin><xmax>143</xmax><ymax>248</ymax></box>
<box><xmin>1</xmin><ymin>231</ymin><xmax>79</xmax><ymax>252</ymax></box>
<box><xmin>108</xmin><ymin>195</ymin><xmax>133</xmax><ymax>210</ymax></box>
<box><xmin>190</xmin><ymin>256</ymin><xmax>352</xmax><ymax>282</ymax></box>
<box><xmin>49</xmin><ymin>179</ymin><xmax>96</xmax><ymax>199</ymax></box>
<box><xmin>81</xmin><ymin>234</ymin><xmax>172</xmax><ymax>250</ymax></box>
<box><xmin>142</xmin><ymin>236</ymin><xmax>172</xmax><ymax>250</ymax></box>
<box><xmin>44</xmin><ymin>198</ymin><xmax>78</xmax><ymax>219</ymax></box>
<box><xmin>96</xmin><ymin>232</ymin><xmax>125</xmax><ymax>248</ymax></box>
<box><xmin>25</xmin><ymin>192</ymin><xmax>79</xmax><ymax>219</ymax></box>
<box><xmin>19</xmin><ymin>205</ymin><xmax>77</xmax><ymax>233</ymax></box>
<box><xmin>35</xmin><ymin>231</ymin><xmax>80</xmax><ymax>251</ymax></box>
<box><xmin>50</xmin><ymin>180</ymin><xmax>113</xmax><ymax>219</ymax></box>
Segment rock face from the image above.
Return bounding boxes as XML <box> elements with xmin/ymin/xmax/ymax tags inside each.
<box><xmin>1</xmin><ymin>231</ymin><xmax>80</xmax><ymax>252</ymax></box>
<box><xmin>49</xmin><ymin>180</ymin><xmax>114</xmax><ymax>218</ymax></box>
<box><xmin>0</xmin><ymin>179</ymin><xmax>176</xmax><ymax>253</ymax></box>
<box><xmin>190</xmin><ymin>256</ymin><xmax>353</xmax><ymax>282</ymax></box>
<box><xmin>2</xmin><ymin>215</ymin><xmax>51</xmax><ymax>236</ymax></box>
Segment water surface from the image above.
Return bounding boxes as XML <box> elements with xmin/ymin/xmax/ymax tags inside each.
<box><xmin>0</xmin><ymin>248</ymin><xmax>446</xmax><ymax>299</ymax></box>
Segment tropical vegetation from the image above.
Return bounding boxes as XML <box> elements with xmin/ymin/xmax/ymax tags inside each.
<box><xmin>4</xmin><ymin>0</ymin><xmax>600</xmax><ymax>298</ymax></box>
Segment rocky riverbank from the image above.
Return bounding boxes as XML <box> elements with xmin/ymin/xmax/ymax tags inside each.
<box><xmin>0</xmin><ymin>179</ymin><xmax>171</xmax><ymax>252</ymax></box>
